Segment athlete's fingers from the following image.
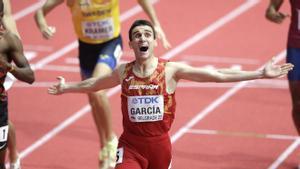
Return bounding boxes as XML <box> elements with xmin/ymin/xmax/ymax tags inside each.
<box><xmin>48</xmin><ymin>87</ymin><xmax>58</xmax><ymax>95</ymax></box>
<box><xmin>280</xmin><ymin>63</ymin><xmax>294</xmax><ymax>71</ymax></box>
<box><xmin>42</xmin><ymin>26</ymin><xmax>56</xmax><ymax>39</ymax></box>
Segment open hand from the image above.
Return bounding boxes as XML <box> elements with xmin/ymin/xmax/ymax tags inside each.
<box><xmin>48</xmin><ymin>76</ymin><xmax>66</xmax><ymax>95</ymax></box>
<box><xmin>263</xmin><ymin>57</ymin><xmax>294</xmax><ymax>78</ymax></box>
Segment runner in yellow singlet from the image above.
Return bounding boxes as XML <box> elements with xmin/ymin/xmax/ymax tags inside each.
<box><xmin>34</xmin><ymin>1</ymin><xmax>170</xmax><ymax>169</ymax></box>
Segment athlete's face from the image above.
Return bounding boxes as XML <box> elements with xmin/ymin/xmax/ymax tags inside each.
<box><xmin>129</xmin><ymin>25</ymin><xmax>157</xmax><ymax>60</ymax></box>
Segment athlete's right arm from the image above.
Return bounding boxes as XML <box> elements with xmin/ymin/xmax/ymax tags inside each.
<box><xmin>48</xmin><ymin>68</ymin><xmax>122</xmax><ymax>95</ymax></box>
<box><xmin>265</xmin><ymin>0</ymin><xmax>287</xmax><ymax>24</ymax></box>
<box><xmin>34</xmin><ymin>0</ymin><xmax>63</xmax><ymax>39</ymax></box>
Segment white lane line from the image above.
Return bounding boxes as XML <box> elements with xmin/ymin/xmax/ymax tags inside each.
<box><xmin>13</xmin><ymin>0</ymin><xmax>46</xmax><ymax>20</ymax></box>
<box><xmin>268</xmin><ymin>138</ymin><xmax>300</xmax><ymax>169</ymax></box>
<box><xmin>177</xmin><ymin>79</ymin><xmax>288</xmax><ymax>89</ymax></box>
<box><xmin>171</xmin><ymin>50</ymin><xmax>286</xmax><ymax>143</ymax></box>
<box><xmin>187</xmin><ymin>129</ymin><xmax>299</xmax><ymax>141</ymax></box>
<box><xmin>19</xmin><ymin>0</ymin><xmax>259</xmax><ymax>160</ymax></box>
<box><xmin>20</xmin><ymin>85</ymin><xmax>121</xmax><ymax>158</ymax></box>
<box><xmin>162</xmin><ymin>0</ymin><xmax>260</xmax><ymax>60</ymax></box>
<box><xmin>182</xmin><ymin>55</ymin><xmax>260</xmax><ymax>65</ymax></box>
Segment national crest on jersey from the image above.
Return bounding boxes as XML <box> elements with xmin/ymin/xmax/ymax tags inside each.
<box><xmin>121</xmin><ymin>59</ymin><xmax>176</xmax><ymax>136</ymax></box>
<box><xmin>68</xmin><ymin>0</ymin><xmax>121</xmax><ymax>44</ymax></box>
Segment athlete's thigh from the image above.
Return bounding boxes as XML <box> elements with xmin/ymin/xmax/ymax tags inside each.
<box><xmin>115</xmin><ymin>146</ymin><xmax>148</xmax><ymax>169</ymax></box>
<box><xmin>96</xmin><ymin>36</ymin><xmax>123</xmax><ymax>71</ymax></box>
<box><xmin>148</xmin><ymin>139</ymin><xmax>172</xmax><ymax>169</ymax></box>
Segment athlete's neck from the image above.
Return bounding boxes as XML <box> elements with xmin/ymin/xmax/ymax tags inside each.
<box><xmin>133</xmin><ymin>57</ymin><xmax>158</xmax><ymax>78</ymax></box>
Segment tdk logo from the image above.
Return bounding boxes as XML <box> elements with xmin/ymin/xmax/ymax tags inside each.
<box><xmin>132</xmin><ymin>97</ymin><xmax>159</xmax><ymax>104</ymax></box>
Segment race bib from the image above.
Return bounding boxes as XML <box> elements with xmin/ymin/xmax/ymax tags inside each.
<box><xmin>0</xmin><ymin>125</ymin><xmax>8</xmax><ymax>142</ymax></box>
<box><xmin>116</xmin><ymin>147</ymin><xmax>124</xmax><ymax>164</ymax></box>
<box><xmin>81</xmin><ymin>18</ymin><xmax>114</xmax><ymax>39</ymax></box>
<box><xmin>127</xmin><ymin>95</ymin><xmax>164</xmax><ymax>122</ymax></box>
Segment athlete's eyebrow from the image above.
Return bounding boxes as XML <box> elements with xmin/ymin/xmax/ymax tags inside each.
<box><xmin>132</xmin><ymin>31</ymin><xmax>140</xmax><ymax>36</ymax></box>
<box><xmin>132</xmin><ymin>29</ymin><xmax>153</xmax><ymax>36</ymax></box>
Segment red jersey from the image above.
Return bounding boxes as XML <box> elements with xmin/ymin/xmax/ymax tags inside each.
<box><xmin>121</xmin><ymin>59</ymin><xmax>176</xmax><ymax>137</ymax></box>
<box><xmin>288</xmin><ymin>0</ymin><xmax>300</xmax><ymax>47</ymax></box>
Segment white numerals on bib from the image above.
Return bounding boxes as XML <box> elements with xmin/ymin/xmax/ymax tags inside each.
<box><xmin>0</xmin><ymin>125</ymin><xmax>8</xmax><ymax>142</ymax></box>
<box><xmin>116</xmin><ymin>147</ymin><xmax>124</xmax><ymax>164</ymax></box>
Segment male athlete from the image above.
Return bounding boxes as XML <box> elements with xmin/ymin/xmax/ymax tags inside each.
<box><xmin>48</xmin><ymin>20</ymin><xmax>293</xmax><ymax>169</ymax></box>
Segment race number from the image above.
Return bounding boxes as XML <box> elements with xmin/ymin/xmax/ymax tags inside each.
<box><xmin>116</xmin><ymin>147</ymin><xmax>124</xmax><ymax>164</ymax></box>
<box><xmin>0</xmin><ymin>125</ymin><xmax>8</xmax><ymax>142</ymax></box>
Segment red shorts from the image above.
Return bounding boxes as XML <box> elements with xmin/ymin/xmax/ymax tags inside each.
<box><xmin>115</xmin><ymin>132</ymin><xmax>172</xmax><ymax>169</ymax></box>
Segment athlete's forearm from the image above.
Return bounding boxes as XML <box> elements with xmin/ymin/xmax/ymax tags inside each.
<box><xmin>268</xmin><ymin>0</ymin><xmax>284</xmax><ymax>11</ymax></box>
<box><xmin>63</xmin><ymin>78</ymin><xmax>100</xmax><ymax>94</ymax></box>
<box><xmin>3</xmin><ymin>0</ymin><xmax>21</xmax><ymax>38</ymax></box>
<box><xmin>137</xmin><ymin>0</ymin><xmax>161</xmax><ymax>26</ymax></box>
<box><xmin>216</xmin><ymin>69</ymin><xmax>264</xmax><ymax>82</ymax></box>
<box><xmin>34</xmin><ymin>0</ymin><xmax>63</xmax><ymax>29</ymax></box>
<box><xmin>9</xmin><ymin>65</ymin><xmax>35</xmax><ymax>84</ymax></box>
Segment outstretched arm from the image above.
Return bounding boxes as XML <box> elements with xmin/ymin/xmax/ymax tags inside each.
<box><xmin>265</xmin><ymin>0</ymin><xmax>287</xmax><ymax>24</ymax></box>
<box><xmin>171</xmin><ymin>58</ymin><xmax>293</xmax><ymax>83</ymax></box>
<box><xmin>48</xmin><ymin>69</ymin><xmax>121</xmax><ymax>95</ymax></box>
<box><xmin>34</xmin><ymin>0</ymin><xmax>62</xmax><ymax>39</ymax></box>
<box><xmin>137</xmin><ymin>0</ymin><xmax>171</xmax><ymax>49</ymax></box>
<box><xmin>3</xmin><ymin>0</ymin><xmax>20</xmax><ymax>38</ymax></box>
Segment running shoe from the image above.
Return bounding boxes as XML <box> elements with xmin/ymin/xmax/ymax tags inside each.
<box><xmin>106</xmin><ymin>136</ymin><xmax>118</xmax><ymax>168</ymax></box>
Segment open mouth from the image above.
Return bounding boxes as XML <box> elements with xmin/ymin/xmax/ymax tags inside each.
<box><xmin>139</xmin><ymin>46</ymin><xmax>149</xmax><ymax>52</ymax></box>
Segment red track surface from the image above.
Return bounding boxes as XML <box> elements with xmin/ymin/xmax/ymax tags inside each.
<box><xmin>7</xmin><ymin>0</ymin><xmax>299</xmax><ymax>169</ymax></box>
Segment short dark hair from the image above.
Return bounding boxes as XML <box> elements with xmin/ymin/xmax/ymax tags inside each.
<box><xmin>128</xmin><ymin>19</ymin><xmax>156</xmax><ymax>41</ymax></box>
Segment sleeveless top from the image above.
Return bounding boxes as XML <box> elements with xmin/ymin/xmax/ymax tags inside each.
<box><xmin>121</xmin><ymin>59</ymin><xmax>176</xmax><ymax>137</ymax></box>
<box><xmin>288</xmin><ymin>0</ymin><xmax>300</xmax><ymax>48</ymax></box>
<box><xmin>68</xmin><ymin>0</ymin><xmax>121</xmax><ymax>44</ymax></box>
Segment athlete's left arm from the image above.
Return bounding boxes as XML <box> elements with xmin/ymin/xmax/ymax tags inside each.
<box><xmin>170</xmin><ymin>59</ymin><xmax>293</xmax><ymax>83</ymax></box>
<box><xmin>137</xmin><ymin>0</ymin><xmax>171</xmax><ymax>49</ymax></box>
<box><xmin>3</xmin><ymin>0</ymin><xmax>20</xmax><ymax>38</ymax></box>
